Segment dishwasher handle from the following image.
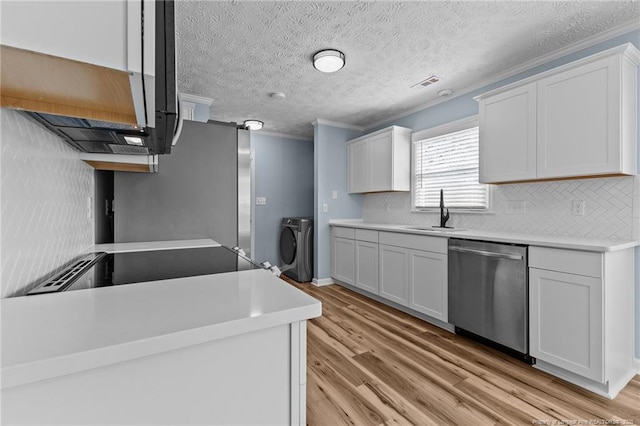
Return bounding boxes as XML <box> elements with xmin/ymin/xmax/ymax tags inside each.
<box><xmin>448</xmin><ymin>246</ymin><xmax>523</xmax><ymax>261</ymax></box>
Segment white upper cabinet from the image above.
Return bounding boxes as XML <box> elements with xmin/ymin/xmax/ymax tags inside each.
<box><xmin>347</xmin><ymin>126</ymin><xmax>412</xmax><ymax>193</ymax></box>
<box><xmin>2</xmin><ymin>1</ymin><xmax>134</xmax><ymax>72</ymax></box>
<box><xmin>479</xmin><ymin>83</ymin><xmax>537</xmax><ymax>183</ymax></box>
<box><xmin>477</xmin><ymin>43</ymin><xmax>639</xmax><ymax>184</ymax></box>
<box><xmin>348</xmin><ymin>139</ymin><xmax>369</xmax><ymax>194</ymax></box>
<box><xmin>537</xmin><ymin>55</ymin><xmax>634</xmax><ymax>178</ymax></box>
<box><xmin>0</xmin><ymin>0</ymin><xmax>154</xmax><ymax>127</ymax></box>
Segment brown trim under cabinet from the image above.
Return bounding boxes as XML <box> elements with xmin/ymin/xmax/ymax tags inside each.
<box><xmin>83</xmin><ymin>160</ymin><xmax>154</xmax><ymax>173</ymax></box>
<box><xmin>1</xmin><ymin>45</ymin><xmax>137</xmax><ymax>125</ymax></box>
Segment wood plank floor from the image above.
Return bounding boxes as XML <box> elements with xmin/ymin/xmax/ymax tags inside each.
<box><xmin>284</xmin><ymin>279</ymin><xmax>640</xmax><ymax>426</ymax></box>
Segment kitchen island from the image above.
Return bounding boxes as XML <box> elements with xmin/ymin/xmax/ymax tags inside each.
<box><xmin>1</xmin><ymin>241</ymin><xmax>322</xmax><ymax>425</ymax></box>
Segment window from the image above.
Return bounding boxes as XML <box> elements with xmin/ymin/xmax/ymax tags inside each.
<box><xmin>411</xmin><ymin>116</ymin><xmax>489</xmax><ymax>211</ymax></box>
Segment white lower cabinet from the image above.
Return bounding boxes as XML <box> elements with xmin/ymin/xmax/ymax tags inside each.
<box><xmin>379</xmin><ymin>244</ymin><xmax>410</xmax><ymax>305</ymax></box>
<box><xmin>331</xmin><ymin>237</ymin><xmax>355</xmax><ymax>285</ymax></box>
<box><xmin>331</xmin><ymin>227</ymin><xmax>379</xmax><ymax>292</ymax></box>
<box><xmin>408</xmin><ymin>249</ymin><xmax>448</xmax><ymax>322</ymax></box>
<box><xmin>331</xmin><ymin>227</ymin><xmax>448</xmax><ymax>322</ymax></box>
<box><xmin>529</xmin><ymin>267</ymin><xmax>603</xmax><ymax>381</ymax></box>
<box><xmin>329</xmin><ymin>226</ymin><xmax>637</xmax><ymax>398</ymax></box>
<box><xmin>355</xmin><ymin>240</ymin><xmax>379</xmax><ymax>294</ymax></box>
<box><xmin>331</xmin><ymin>227</ymin><xmax>356</xmax><ymax>286</ymax></box>
<box><xmin>529</xmin><ymin>246</ymin><xmax>635</xmax><ymax>397</ymax></box>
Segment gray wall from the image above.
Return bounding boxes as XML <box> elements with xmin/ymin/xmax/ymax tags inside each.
<box><xmin>250</xmin><ymin>132</ymin><xmax>314</xmax><ymax>266</ymax></box>
<box><xmin>114</xmin><ymin>120</ymin><xmax>238</xmax><ymax>247</ymax></box>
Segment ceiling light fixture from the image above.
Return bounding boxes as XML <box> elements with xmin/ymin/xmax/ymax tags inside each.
<box><xmin>313</xmin><ymin>49</ymin><xmax>345</xmax><ymax>73</ymax></box>
<box><xmin>243</xmin><ymin>120</ymin><xmax>264</xmax><ymax>130</ymax></box>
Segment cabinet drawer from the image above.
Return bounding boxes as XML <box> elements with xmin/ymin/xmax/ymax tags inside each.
<box><xmin>355</xmin><ymin>229</ymin><xmax>378</xmax><ymax>243</ymax></box>
<box><xmin>529</xmin><ymin>246</ymin><xmax>602</xmax><ymax>278</ymax></box>
<box><xmin>331</xmin><ymin>226</ymin><xmax>355</xmax><ymax>239</ymax></box>
<box><xmin>379</xmin><ymin>232</ymin><xmax>447</xmax><ymax>254</ymax></box>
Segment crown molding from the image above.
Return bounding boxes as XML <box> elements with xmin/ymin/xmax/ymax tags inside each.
<box><xmin>364</xmin><ymin>21</ymin><xmax>640</xmax><ymax>132</ymax></box>
<box><xmin>179</xmin><ymin>93</ymin><xmax>213</xmax><ymax>105</ymax></box>
<box><xmin>311</xmin><ymin>119</ymin><xmax>364</xmax><ymax>131</ymax></box>
<box><xmin>256</xmin><ymin>130</ymin><xmax>312</xmax><ymax>141</ymax></box>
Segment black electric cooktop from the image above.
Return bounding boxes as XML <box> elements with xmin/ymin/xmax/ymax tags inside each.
<box><xmin>28</xmin><ymin>246</ymin><xmax>260</xmax><ymax>295</ymax></box>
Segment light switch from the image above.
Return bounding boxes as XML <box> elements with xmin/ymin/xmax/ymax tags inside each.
<box><xmin>256</xmin><ymin>197</ymin><xmax>267</xmax><ymax>206</ymax></box>
<box><xmin>322</xmin><ymin>203</ymin><xmax>329</xmax><ymax>213</ymax></box>
<box><xmin>87</xmin><ymin>197</ymin><xmax>93</xmax><ymax>219</ymax></box>
<box><xmin>332</xmin><ymin>190</ymin><xmax>338</xmax><ymax>199</ymax></box>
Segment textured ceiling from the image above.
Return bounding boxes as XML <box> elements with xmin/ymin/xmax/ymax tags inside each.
<box><xmin>175</xmin><ymin>1</ymin><xmax>640</xmax><ymax>139</ymax></box>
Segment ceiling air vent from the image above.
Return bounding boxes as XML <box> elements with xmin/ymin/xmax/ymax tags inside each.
<box><xmin>411</xmin><ymin>75</ymin><xmax>440</xmax><ymax>88</ymax></box>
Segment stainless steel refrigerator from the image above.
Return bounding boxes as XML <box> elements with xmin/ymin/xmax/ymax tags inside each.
<box><xmin>113</xmin><ymin>120</ymin><xmax>251</xmax><ymax>256</ymax></box>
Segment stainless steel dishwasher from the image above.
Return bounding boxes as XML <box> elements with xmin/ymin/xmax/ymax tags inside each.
<box><xmin>448</xmin><ymin>238</ymin><xmax>532</xmax><ymax>362</ymax></box>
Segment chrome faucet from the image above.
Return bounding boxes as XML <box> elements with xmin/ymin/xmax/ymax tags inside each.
<box><xmin>439</xmin><ymin>189</ymin><xmax>450</xmax><ymax>228</ymax></box>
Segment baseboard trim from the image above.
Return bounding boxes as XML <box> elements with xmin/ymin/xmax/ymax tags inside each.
<box><xmin>533</xmin><ymin>360</ymin><xmax>638</xmax><ymax>400</ymax></box>
<box><xmin>312</xmin><ymin>278</ymin><xmax>334</xmax><ymax>287</ymax></box>
<box><xmin>332</xmin><ymin>279</ymin><xmax>454</xmax><ymax>333</ymax></box>
<box><xmin>533</xmin><ymin>361</ymin><xmax>614</xmax><ymax>399</ymax></box>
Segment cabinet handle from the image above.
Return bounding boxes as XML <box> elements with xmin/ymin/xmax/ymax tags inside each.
<box><xmin>448</xmin><ymin>246</ymin><xmax>523</xmax><ymax>260</ymax></box>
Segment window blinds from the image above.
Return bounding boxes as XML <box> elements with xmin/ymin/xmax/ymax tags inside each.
<box><xmin>413</xmin><ymin>126</ymin><xmax>488</xmax><ymax>210</ymax></box>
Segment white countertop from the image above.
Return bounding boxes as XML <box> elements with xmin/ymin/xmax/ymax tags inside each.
<box><xmin>1</xmin><ymin>269</ymin><xmax>321</xmax><ymax>389</ymax></box>
<box><xmin>93</xmin><ymin>238</ymin><xmax>221</xmax><ymax>253</ymax></box>
<box><xmin>330</xmin><ymin>219</ymin><xmax>640</xmax><ymax>252</ymax></box>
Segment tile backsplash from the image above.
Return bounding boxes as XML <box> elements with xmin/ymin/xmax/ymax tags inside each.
<box><xmin>1</xmin><ymin>109</ymin><xmax>94</xmax><ymax>298</ymax></box>
<box><xmin>363</xmin><ymin>176</ymin><xmax>636</xmax><ymax>240</ymax></box>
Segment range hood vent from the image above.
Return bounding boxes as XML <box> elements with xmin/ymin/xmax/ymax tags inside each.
<box><xmin>25</xmin><ymin>111</ymin><xmax>152</xmax><ymax>155</ymax></box>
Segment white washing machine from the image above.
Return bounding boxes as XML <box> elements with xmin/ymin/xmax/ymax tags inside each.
<box><xmin>279</xmin><ymin>217</ymin><xmax>313</xmax><ymax>282</ymax></box>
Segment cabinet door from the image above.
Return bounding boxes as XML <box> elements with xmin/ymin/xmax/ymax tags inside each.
<box><xmin>379</xmin><ymin>244</ymin><xmax>409</xmax><ymax>306</ymax></box>
<box><xmin>368</xmin><ymin>133</ymin><xmax>393</xmax><ymax>192</ymax></box>
<box><xmin>331</xmin><ymin>237</ymin><xmax>355</xmax><ymax>285</ymax></box>
<box><xmin>408</xmin><ymin>250</ymin><xmax>447</xmax><ymax>321</ymax></box>
<box><xmin>537</xmin><ymin>56</ymin><xmax>621</xmax><ymax>178</ymax></box>
<box><xmin>479</xmin><ymin>83</ymin><xmax>537</xmax><ymax>183</ymax></box>
<box><xmin>1</xmin><ymin>1</ymin><xmax>130</xmax><ymax>71</ymax></box>
<box><xmin>355</xmin><ymin>241</ymin><xmax>379</xmax><ymax>294</ymax></box>
<box><xmin>529</xmin><ymin>268</ymin><xmax>603</xmax><ymax>382</ymax></box>
<box><xmin>348</xmin><ymin>140</ymin><xmax>369</xmax><ymax>193</ymax></box>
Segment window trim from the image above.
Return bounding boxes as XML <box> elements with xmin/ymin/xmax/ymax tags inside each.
<box><xmin>410</xmin><ymin>115</ymin><xmax>493</xmax><ymax>214</ymax></box>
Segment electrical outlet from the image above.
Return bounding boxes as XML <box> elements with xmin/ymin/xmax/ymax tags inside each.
<box><xmin>256</xmin><ymin>197</ymin><xmax>267</xmax><ymax>206</ymax></box>
<box><xmin>572</xmin><ymin>200</ymin><xmax>585</xmax><ymax>216</ymax></box>
<box><xmin>505</xmin><ymin>200</ymin><xmax>526</xmax><ymax>215</ymax></box>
